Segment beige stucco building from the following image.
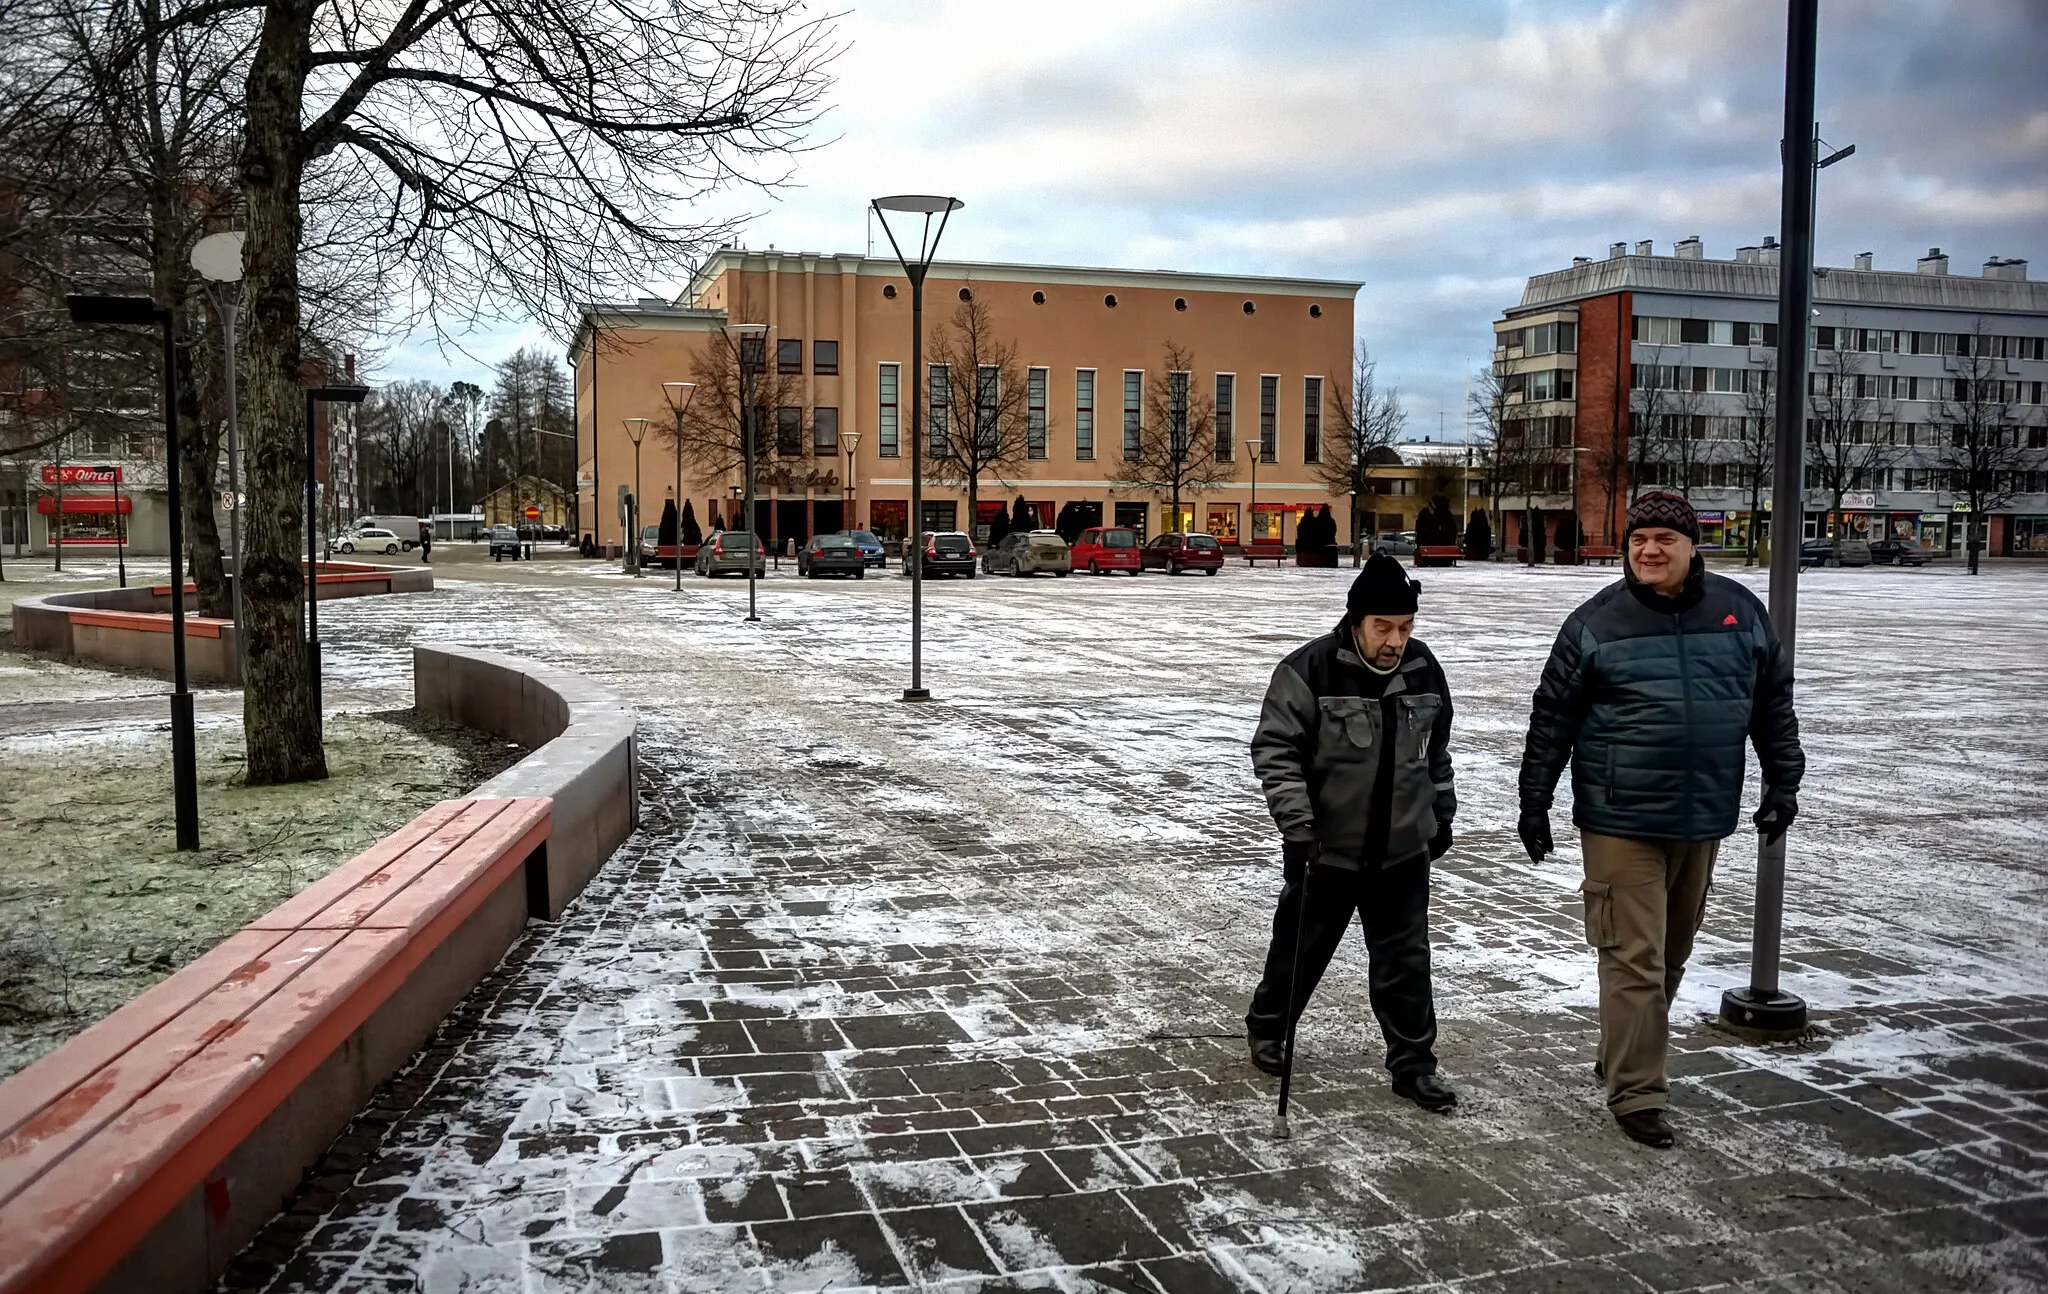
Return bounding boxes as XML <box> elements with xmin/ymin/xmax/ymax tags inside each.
<box><xmin>571</xmin><ymin>250</ymin><xmax>1360</xmax><ymax>551</ymax></box>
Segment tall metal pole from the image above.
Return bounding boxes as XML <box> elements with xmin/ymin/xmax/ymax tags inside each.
<box><xmin>907</xmin><ymin>268</ymin><xmax>927</xmax><ymax>697</ymax></box>
<box><xmin>162</xmin><ymin>313</ymin><xmax>198</xmax><ymax>850</ymax></box>
<box><xmin>1722</xmin><ymin>0</ymin><xmax>1815</xmax><ymax>1036</ymax></box>
<box><xmin>113</xmin><ymin>464</ymin><xmax>126</xmax><ymax>587</ymax></box>
<box><xmin>674</xmin><ymin>409</ymin><xmax>685</xmax><ymax>592</ymax></box>
<box><xmin>221</xmin><ymin>298</ymin><xmax>244</xmax><ymax>680</ymax></box>
<box><xmin>305</xmin><ymin>389</ymin><xmax>322</xmax><ymax>745</ymax></box>
<box><xmin>742</xmin><ymin>340</ymin><xmax>760</xmax><ymax>622</ymax></box>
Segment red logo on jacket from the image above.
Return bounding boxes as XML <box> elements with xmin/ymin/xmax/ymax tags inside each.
<box><xmin>1723</xmin><ymin>614</ymin><xmax>1739</xmax><ymax>625</ymax></box>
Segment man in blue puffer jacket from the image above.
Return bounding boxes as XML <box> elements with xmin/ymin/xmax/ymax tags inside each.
<box><xmin>1519</xmin><ymin>492</ymin><xmax>1804</xmax><ymax>1149</ymax></box>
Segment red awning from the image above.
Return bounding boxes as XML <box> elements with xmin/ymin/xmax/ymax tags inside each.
<box><xmin>37</xmin><ymin>496</ymin><xmax>132</xmax><ymax>515</ymax></box>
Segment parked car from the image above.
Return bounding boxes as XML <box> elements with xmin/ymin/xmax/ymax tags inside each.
<box><xmin>486</xmin><ymin>524</ymin><xmax>522</xmax><ymax>560</ymax></box>
<box><xmin>338</xmin><ymin>527</ymin><xmax>403</xmax><ymax>555</ymax></box>
<box><xmin>347</xmin><ymin>515</ymin><xmax>420</xmax><ymax>550</ymax></box>
<box><xmin>695</xmin><ymin>530</ymin><xmax>766</xmax><ymax>578</ymax></box>
<box><xmin>905</xmin><ymin>531</ymin><xmax>977</xmax><ymax>578</ymax></box>
<box><xmin>984</xmin><ymin>529</ymin><xmax>1072</xmax><ymax>576</ymax></box>
<box><xmin>839</xmin><ymin>529</ymin><xmax>887</xmax><ymax>568</ymax></box>
<box><xmin>1799</xmin><ymin>537</ymin><xmax>1874</xmax><ymax>569</ymax></box>
<box><xmin>1869</xmin><ymin>536</ymin><xmax>1931</xmax><ymax>566</ymax></box>
<box><xmin>1140</xmin><ymin>531</ymin><xmax>1224</xmax><ymax>576</ymax></box>
<box><xmin>798</xmin><ymin>533</ymin><xmax>866</xmax><ymax>579</ymax></box>
<box><xmin>1069</xmin><ymin>526</ymin><xmax>1142</xmax><ymax>575</ymax></box>
<box><xmin>1372</xmin><ymin>531</ymin><xmax>1418</xmax><ymax>556</ymax></box>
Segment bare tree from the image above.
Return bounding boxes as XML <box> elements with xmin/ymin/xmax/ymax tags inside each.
<box><xmin>920</xmin><ymin>295</ymin><xmax>1033</xmax><ymax>530</ymax></box>
<box><xmin>1806</xmin><ymin>346</ymin><xmax>1899</xmax><ymax>555</ymax></box>
<box><xmin>1111</xmin><ymin>340</ymin><xmax>1228</xmax><ymax>532</ymax></box>
<box><xmin>1736</xmin><ymin>352</ymin><xmax>1777</xmax><ymax>565</ymax></box>
<box><xmin>1628</xmin><ymin>348</ymin><xmax>1680</xmax><ymax>498</ymax></box>
<box><xmin>1930</xmin><ymin>320</ymin><xmax>2047</xmax><ymax>574</ymax></box>
<box><xmin>1470</xmin><ymin>363</ymin><xmax>1545</xmax><ymax>564</ymax></box>
<box><xmin>361</xmin><ymin>378</ymin><xmax>440</xmax><ymax>514</ymax></box>
<box><xmin>1315</xmin><ymin>342</ymin><xmax>1406</xmax><ymax>566</ymax></box>
<box><xmin>666</xmin><ymin>327</ymin><xmax>802</xmax><ymax>500</ymax></box>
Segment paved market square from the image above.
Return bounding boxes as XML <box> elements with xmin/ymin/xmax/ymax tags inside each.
<box><xmin>199</xmin><ymin>558</ymin><xmax>2046</xmax><ymax>1293</ymax></box>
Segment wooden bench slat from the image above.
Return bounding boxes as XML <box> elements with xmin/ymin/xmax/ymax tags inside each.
<box><xmin>247</xmin><ymin>800</ymin><xmax>475</xmax><ymax>930</ymax></box>
<box><xmin>337</xmin><ymin>804</ymin><xmax>548</xmax><ymax>936</ymax></box>
<box><xmin>66</xmin><ymin>609</ymin><xmax>230</xmax><ymax>639</ymax></box>
<box><xmin>284</xmin><ymin>800</ymin><xmax>533</xmax><ymax>933</ymax></box>
<box><xmin>0</xmin><ymin>929</ymin><xmax>407</xmax><ymax>1293</ymax></box>
<box><xmin>0</xmin><ymin>929</ymin><xmax>348</xmax><ymax>1211</ymax></box>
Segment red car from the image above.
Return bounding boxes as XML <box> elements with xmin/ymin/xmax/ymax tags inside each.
<box><xmin>1069</xmin><ymin>526</ymin><xmax>1142</xmax><ymax>575</ymax></box>
<box><xmin>1139</xmin><ymin>531</ymin><xmax>1224</xmax><ymax>575</ymax></box>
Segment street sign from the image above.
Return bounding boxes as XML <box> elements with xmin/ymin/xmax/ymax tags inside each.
<box><xmin>221</xmin><ymin>489</ymin><xmax>236</xmax><ymax>511</ymax></box>
<box><xmin>523</xmin><ymin>504</ymin><xmax>541</xmax><ymax>521</ymax></box>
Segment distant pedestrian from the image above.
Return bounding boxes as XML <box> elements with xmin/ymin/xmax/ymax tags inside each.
<box><xmin>1519</xmin><ymin>492</ymin><xmax>1804</xmax><ymax>1149</ymax></box>
<box><xmin>1245</xmin><ymin>551</ymin><xmax>1460</xmax><ymax>1112</ymax></box>
<box><xmin>419</xmin><ymin>522</ymin><xmax>433</xmax><ymax>563</ymax></box>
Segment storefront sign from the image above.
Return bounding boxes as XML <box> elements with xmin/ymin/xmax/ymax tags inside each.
<box><xmin>41</xmin><ymin>464</ymin><xmax>122</xmax><ymax>485</ymax></box>
<box><xmin>1842</xmin><ymin>492</ymin><xmax>1876</xmax><ymax>511</ymax></box>
<box><xmin>1952</xmin><ymin>502</ymin><xmax>1972</xmax><ymax>513</ymax></box>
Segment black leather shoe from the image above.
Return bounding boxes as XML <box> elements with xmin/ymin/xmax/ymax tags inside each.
<box><xmin>1248</xmin><ymin>1036</ymin><xmax>1286</xmax><ymax>1076</ymax></box>
<box><xmin>1616</xmin><ymin>1108</ymin><xmax>1675</xmax><ymax>1148</ymax></box>
<box><xmin>1593</xmin><ymin>1059</ymin><xmax>1605</xmax><ymax>1084</ymax></box>
<box><xmin>1392</xmin><ymin>1072</ymin><xmax>1458</xmax><ymax>1112</ymax></box>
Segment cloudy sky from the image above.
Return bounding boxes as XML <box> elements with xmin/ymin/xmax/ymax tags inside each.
<box><xmin>384</xmin><ymin>0</ymin><xmax>2048</xmax><ymax>438</ymax></box>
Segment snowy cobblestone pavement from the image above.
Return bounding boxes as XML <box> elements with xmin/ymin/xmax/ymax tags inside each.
<box><xmin>223</xmin><ymin>562</ymin><xmax>2048</xmax><ymax>1292</ymax></box>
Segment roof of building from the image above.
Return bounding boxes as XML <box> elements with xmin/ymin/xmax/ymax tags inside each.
<box><xmin>1516</xmin><ymin>256</ymin><xmax>2048</xmax><ymax>316</ymax></box>
<box><xmin>683</xmin><ymin>247</ymin><xmax>1363</xmax><ymax>307</ymax></box>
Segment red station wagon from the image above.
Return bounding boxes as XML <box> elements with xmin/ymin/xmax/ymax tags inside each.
<box><xmin>1139</xmin><ymin>531</ymin><xmax>1224</xmax><ymax>576</ymax></box>
<box><xmin>1070</xmin><ymin>526</ymin><xmax>1142</xmax><ymax>575</ymax></box>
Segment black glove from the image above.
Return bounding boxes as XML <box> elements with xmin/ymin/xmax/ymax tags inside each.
<box><xmin>1281</xmin><ymin>837</ymin><xmax>1320</xmax><ymax>867</ymax></box>
<box><xmin>1754</xmin><ymin>786</ymin><xmax>1798</xmax><ymax>845</ymax></box>
<box><xmin>1428</xmin><ymin>820</ymin><xmax>1453</xmax><ymax>860</ymax></box>
<box><xmin>1518</xmin><ymin>808</ymin><xmax>1553</xmax><ymax>863</ymax></box>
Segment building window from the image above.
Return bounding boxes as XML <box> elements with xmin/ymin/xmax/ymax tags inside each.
<box><xmin>776</xmin><ymin>405</ymin><xmax>804</xmax><ymax>456</ymax></box>
<box><xmin>1122</xmin><ymin>370</ymin><xmax>1144</xmax><ymax>460</ymax></box>
<box><xmin>976</xmin><ymin>365</ymin><xmax>1000</xmax><ymax>454</ymax></box>
<box><xmin>813</xmin><ymin>406</ymin><xmax>838</xmax><ymax>455</ymax></box>
<box><xmin>1167</xmin><ymin>370</ymin><xmax>1191</xmax><ymax>459</ymax></box>
<box><xmin>1259</xmin><ymin>375</ymin><xmax>1278</xmax><ymax>463</ymax></box>
<box><xmin>778</xmin><ymin>339</ymin><xmax>803</xmax><ymax>374</ymax></box>
<box><xmin>813</xmin><ymin>341</ymin><xmax>839</xmax><ymax>375</ymax></box>
<box><xmin>877</xmin><ymin>363</ymin><xmax>899</xmax><ymax>457</ymax></box>
<box><xmin>1526</xmin><ymin>322</ymin><xmax>1578</xmax><ymax>355</ymax></box>
<box><xmin>1214</xmin><ymin>374</ymin><xmax>1235</xmax><ymax>461</ymax></box>
<box><xmin>1634</xmin><ymin>317</ymin><xmax>1683</xmax><ymax>346</ymax></box>
<box><xmin>1302</xmin><ymin>376</ymin><xmax>1322</xmax><ymax>463</ymax></box>
<box><xmin>1075</xmin><ymin>369</ymin><xmax>1095</xmax><ymax>460</ymax></box>
<box><xmin>1027</xmin><ymin>367</ymin><xmax>1047</xmax><ymax>459</ymax></box>
<box><xmin>929</xmin><ymin>364</ymin><xmax>949</xmax><ymax>455</ymax></box>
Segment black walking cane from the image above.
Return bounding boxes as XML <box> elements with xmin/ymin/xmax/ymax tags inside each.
<box><xmin>1272</xmin><ymin>854</ymin><xmax>1313</xmax><ymax>1140</ymax></box>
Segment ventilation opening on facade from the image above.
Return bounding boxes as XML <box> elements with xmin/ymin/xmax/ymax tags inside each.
<box><xmin>1104</xmin><ymin>294</ymin><xmax>1118</xmax><ymax>308</ymax></box>
<box><xmin>958</xmin><ymin>287</ymin><xmax>972</xmax><ymax>301</ymax></box>
<box><xmin>1242</xmin><ymin>300</ymin><xmax>1256</xmax><ymax>315</ymax></box>
<box><xmin>1174</xmin><ymin>297</ymin><xmax>1187</xmax><ymax>311</ymax></box>
<box><xmin>1032</xmin><ymin>291</ymin><xmax>1046</xmax><ymax>305</ymax></box>
<box><xmin>1309</xmin><ymin>304</ymin><xmax>1323</xmax><ymax>318</ymax></box>
<box><xmin>883</xmin><ymin>284</ymin><xmax>897</xmax><ymax>299</ymax></box>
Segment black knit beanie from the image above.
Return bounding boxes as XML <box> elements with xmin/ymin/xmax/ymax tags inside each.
<box><xmin>1625</xmin><ymin>492</ymin><xmax>1700</xmax><ymax>543</ymax></box>
<box><xmin>1347</xmin><ymin>550</ymin><xmax>1419</xmax><ymax>617</ymax></box>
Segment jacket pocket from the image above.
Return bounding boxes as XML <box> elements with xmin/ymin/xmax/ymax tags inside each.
<box><xmin>1317</xmin><ymin>696</ymin><xmax>1377</xmax><ymax>755</ymax></box>
<box><xmin>1396</xmin><ymin>693</ymin><xmax>1440</xmax><ymax>765</ymax></box>
<box><xmin>1579</xmin><ymin>879</ymin><xmax>1618</xmax><ymax>949</ymax></box>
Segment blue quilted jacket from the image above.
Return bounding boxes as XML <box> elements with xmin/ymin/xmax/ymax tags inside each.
<box><xmin>1519</xmin><ymin>559</ymin><xmax>1804</xmax><ymax>843</ymax></box>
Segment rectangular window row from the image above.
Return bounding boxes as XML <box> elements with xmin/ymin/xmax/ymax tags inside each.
<box><xmin>774</xmin><ymin>339</ymin><xmax>839</xmax><ymax>375</ymax></box>
<box><xmin>1816</xmin><ymin>327</ymin><xmax>2048</xmax><ymax>360</ymax></box>
<box><xmin>1636</xmin><ymin>317</ymin><xmax>1779</xmax><ymax>348</ymax></box>
<box><xmin>1500</xmin><ymin>321</ymin><xmax>1579</xmax><ymax>355</ymax></box>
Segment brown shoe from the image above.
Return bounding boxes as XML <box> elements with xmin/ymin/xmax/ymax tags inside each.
<box><xmin>1616</xmin><ymin>1108</ymin><xmax>1674</xmax><ymax>1148</ymax></box>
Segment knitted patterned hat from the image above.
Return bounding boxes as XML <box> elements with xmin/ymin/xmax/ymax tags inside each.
<box><xmin>1625</xmin><ymin>492</ymin><xmax>1699</xmax><ymax>543</ymax></box>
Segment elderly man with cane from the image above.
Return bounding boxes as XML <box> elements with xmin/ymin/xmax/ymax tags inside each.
<box><xmin>1519</xmin><ymin>492</ymin><xmax>1804</xmax><ymax>1148</ymax></box>
<box><xmin>1245</xmin><ymin>552</ymin><xmax>1460</xmax><ymax>1123</ymax></box>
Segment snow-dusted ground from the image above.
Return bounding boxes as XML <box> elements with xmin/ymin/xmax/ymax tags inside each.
<box><xmin>218</xmin><ymin>559</ymin><xmax>2046</xmax><ymax>1292</ymax></box>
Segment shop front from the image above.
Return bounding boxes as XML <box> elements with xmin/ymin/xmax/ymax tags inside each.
<box><xmin>1917</xmin><ymin>513</ymin><xmax>1952</xmax><ymax>551</ymax></box>
<box><xmin>1206</xmin><ymin>503</ymin><xmax>1239</xmax><ymax>544</ymax></box>
<box><xmin>2008</xmin><ymin>515</ymin><xmax>2048</xmax><ymax>555</ymax></box>
<box><xmin>1695</xmin><ymin>510</ymin><xmax>1755</xmax><ymax>551</ymax></box>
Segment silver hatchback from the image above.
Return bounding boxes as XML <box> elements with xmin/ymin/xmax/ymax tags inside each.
<box><xmin>694</xmin><ymin>530</ymin><xmax>766</xmax><ymax>578</ymax></box>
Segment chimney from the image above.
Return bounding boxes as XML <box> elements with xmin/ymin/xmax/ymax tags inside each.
<box><xmin>1735</xmin><ymin>245</ymin><xmax>1760</xmax><ymax>265</ymax></box>
<box><xmin>1853</xmin><ymin>252</ymin><xmax>1873</xmax><ymax>271</ymax></box>
<box><xmin>636</xmin><ymin>297</ymin><xmax>668</xmax><ymax>309</ymax></box>
<box><xmin>1984</xmin><ymin>257</ymin><xmax>2029</xmax><ymax>282</ymax></box>
<box><xmin>1608</xmin><ymin>242</ymin><xmax>1627</xmax><ymax>260</ymax></box>
<box><xmin>344</xmin><ymin>354</ymin><xmax>356</xmax><ymax>380</ymax></box>
<box><xmin>1760</xmin><ymin>237</ymin><xmax>1780</xmax><ymax>267</ymax></box>
<box><xmin>1572</xmin><ymin>256</ymin><xmax>1592</xmax><ymax>266</ymax></box>
<box><xmin>1917</xmin><ymin>247</ymin><xmax>1948</xmax><ymax>275</ymax></box>
<box><xmin>1635</xmin><ymin>240</ymin><xmax>1654</xmax><ymax>257</ymax></box>
<box><xmin>1674</xmin><ymin>236</ymin><xmax>1703</xmax><ymax>260</ymax></box>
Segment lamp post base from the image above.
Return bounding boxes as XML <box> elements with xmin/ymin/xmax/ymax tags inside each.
<box><xmin>1719</xmin><ymin>986</ymin><xmax>1808</xmax><ymax>1038</ymax></box>
<box><xmin>901</xmin><ymin>688</ymin><xmax>931</xmax><ymax>702</ymax></box>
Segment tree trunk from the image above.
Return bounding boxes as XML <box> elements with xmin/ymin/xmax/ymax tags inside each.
<box><xmin>238</xmin><ymin>0</ymin><xmax>326</xmax><ymax>784</ymax></box>
<box><xmin>175</xmin><ymin>324</ymin><xmax>229</xmax><ymax>619</ymax></box>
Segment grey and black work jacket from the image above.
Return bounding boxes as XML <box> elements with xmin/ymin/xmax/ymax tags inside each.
<box><xmin>1250</xmin><ymin>630</ymin><xmax>1456</xmax><ymax>869</ymax></box>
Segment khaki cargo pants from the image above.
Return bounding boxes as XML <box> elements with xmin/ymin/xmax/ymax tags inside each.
<box><xmin>1580</xmin><ymin>832</ymin><xmax>1720</xmax><ymax>1117</ymax></box>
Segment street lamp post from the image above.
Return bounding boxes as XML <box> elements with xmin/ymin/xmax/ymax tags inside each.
<box><xmin>67</xmin><ymin>293</ymin><xmax>198</xmax><ymax>850</ymax></box>
<box><xmin>1721</xmin><ymin>0</ymin><xmax>1816</xmax><ymax>1038</ymax></box>
<box><xmin>841</xmin><ymin>428</ymin><xmax>862</xmax><ymax>528</ymax></box>
<box><xmin>871</xmin><ymin>195</ymin><xmax>963</xmax><ymax>701</ymax></box>
<box><xmin>306</xmin><ymin>383</ymin><xmax>368</xmax><ymax>739</ymax></box>
<box><xmin>724</xmin><ymin>323</ymin><xmax>769</xmax><ymax>622</ymax></box>
<box><xmin>622</xmin><ymin>417</ymin><xmax>650</xmax><ymax>577</ymax></box>
<box><xmin>191</xmin><ymin>231</ymin><xmax>245</xmax><ymax>678</ymax></box>
<box><xmin>662</xmin><ymin>381</ymin><xmax>697</xmax><ymax>593</ymax></box>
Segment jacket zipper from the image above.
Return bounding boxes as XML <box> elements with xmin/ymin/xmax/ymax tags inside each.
<box><xmin>1675</xmin><ymin>611</ymin><xmax>1693</xmax><ymax>831</ymax></box>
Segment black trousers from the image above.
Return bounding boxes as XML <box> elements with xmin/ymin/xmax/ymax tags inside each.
<box><xmin>1245</xmin><ymin>857</ymin><xmax>1438</xmax><ymax>1078</ymax></box>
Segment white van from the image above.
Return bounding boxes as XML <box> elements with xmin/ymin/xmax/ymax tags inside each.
<box><xmin>347</xmin><ymin>515</ymin><xmax>422</xmax><ymax>549</ymax></box>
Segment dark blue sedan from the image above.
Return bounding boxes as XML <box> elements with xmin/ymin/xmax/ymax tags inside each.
<box><xmin>840</xmin><ymin>529</ymin><xmax>887</xmax><ymax>568</ymax></box>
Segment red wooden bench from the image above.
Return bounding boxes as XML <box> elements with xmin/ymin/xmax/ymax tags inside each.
<box><xmin>66</xmin><ymin>608</ymin><xmax>233</xmax><ymax>638</ymax></box>
<box><xmin>1415</xmin><ymin>545</ymin><xmax>1461</xmax><ymax>568</ymax></box>
<box><xmin>1580</xmin><ymin>545</ymin><xmax>1621</xmax><ymax>565</ymax></box>
<box><xmin>1241</xmin><ymin>543</ymin><xmax>1287</xmax><ymax>566</ymax></box>
<box><xmin>0</xmin><ymin>797</ymin><xmax>550</xmax><ymax>1294</ymax></box>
